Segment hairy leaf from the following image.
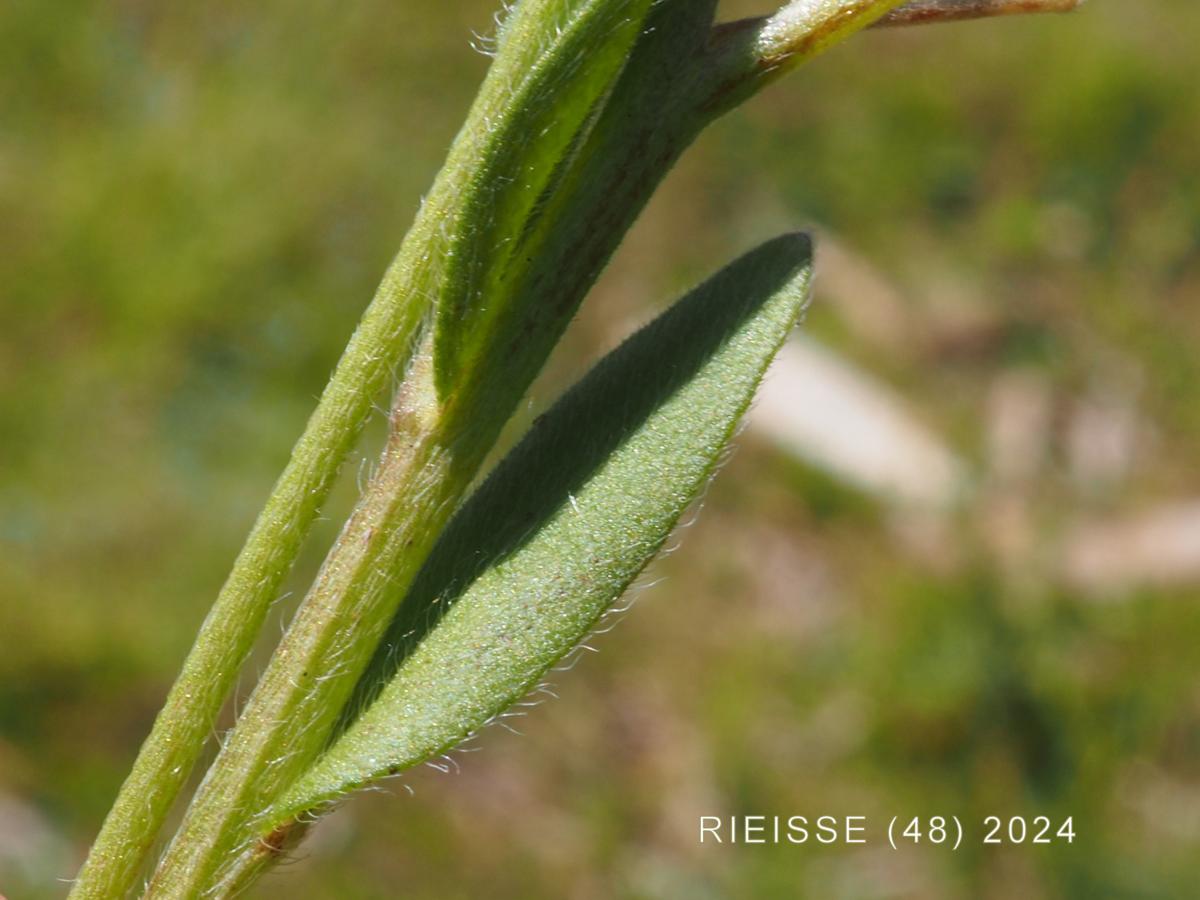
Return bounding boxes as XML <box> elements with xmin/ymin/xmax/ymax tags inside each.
<box><xmin>433</xmin><ymin>0</ymin><xmax>654</xmax><ymax>395</ymax></box>
<box><xmin>271</xmin><ymin>233</ymin><xmax>814</xmax><ymax>820</ymax></box>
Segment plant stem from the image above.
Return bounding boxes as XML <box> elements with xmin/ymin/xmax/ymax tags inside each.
<box><xmin>145</xmin><ymin>347</ymin><xmax>486</xmax><ymax>898</ymax></box>
<box><xmin>877</xmin><ymin>0</ymin><xmax>1083</xmax><ymax>27</ymax></box>
<box><xmin>67</xmin><ymin>248</ymin><xmax>431</xmax><ymax>900</ymax></box>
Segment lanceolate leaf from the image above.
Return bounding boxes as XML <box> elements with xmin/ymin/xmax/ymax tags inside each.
<box><xmin>433</xmin><ymin>0</ymin><xmax>654</xmax><ymax>395</ymax></box>
<box><xmin>271</xmin><ymin>234</ymin><xmax>814</xmax><ymax>821</ymax></box>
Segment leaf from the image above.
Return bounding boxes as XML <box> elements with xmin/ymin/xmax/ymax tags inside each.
<box><xmin>432</xmin><ymin>0</ymin><xmax>655</xmax><ymax>396</ymax></box>
<box><xmin>270</xmin><ymin>233</ymin><xmax>814</xmax><ymax>820</ymax></box>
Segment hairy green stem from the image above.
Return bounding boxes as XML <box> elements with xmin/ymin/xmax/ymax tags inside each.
<box><xmin>68</xmin><ymin>208</ymin><xmax>432</xmax><ymax>900</ymax></box>
<box><xmin>145</xmin><ymin>347</ymin><xmax>480</xmax><ymax>897</ymax></box>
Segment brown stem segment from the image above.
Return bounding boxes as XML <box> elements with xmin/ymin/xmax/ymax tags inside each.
<box><xmin>875</xmin><ymin>0</ymin><xmax>1083</xmax><ymax>27</ymax></box>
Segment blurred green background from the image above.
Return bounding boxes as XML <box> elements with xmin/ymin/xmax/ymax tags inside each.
<box><xmin>3</xmin><ymin>1</ymin><xmax>1200</xmax><ymax>897</ymax></box>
